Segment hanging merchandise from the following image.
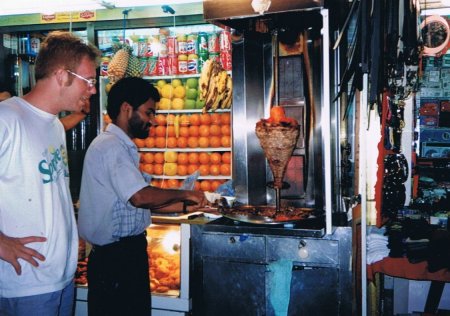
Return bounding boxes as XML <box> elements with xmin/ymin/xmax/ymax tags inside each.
<box><xmin>381</xmin><ymin>154</ymin><xmax>409</xmax><ymax>220</ymax></box>
<box><xmin>384</xmin><ymin>97</ymin><xmax>405</xmax><ymax>153</ymax></box>
<box><xmin>335</xmin><ymin>0</ymin><xmax>420</xmax><ymax>119</ymax></box>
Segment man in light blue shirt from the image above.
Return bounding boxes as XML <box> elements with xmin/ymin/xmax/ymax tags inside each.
<box><xmin>78</xmin><ymin>77</ymin><xmax>206</xmax><ymax>316</ymax></box>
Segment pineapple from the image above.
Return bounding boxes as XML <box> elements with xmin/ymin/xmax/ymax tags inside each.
<box><xmin>108</xmin><ymin>46</ymin><xmax>130</xmax><ymax>83</ymax></box>
<box><xmin>125</xmin><ymin>54</ymin><xmax>143</xmax><ymax>78</ymax></box>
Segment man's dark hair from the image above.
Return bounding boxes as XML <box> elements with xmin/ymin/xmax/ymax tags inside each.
<box><xmin>107</xmin><ymin>77</ymin><xmax>160</xmax><ymax>120</ymax></box>
<box><xmin>35</xmin><ymin>31</ymin><xmax>100</xmax><ymax>81</ymax></box>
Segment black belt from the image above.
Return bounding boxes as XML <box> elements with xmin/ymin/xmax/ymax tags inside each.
<box><xmin>92</xmin><ymin>231</ymin><xmax>147</xmax><ymax>250</ymax></box>
<box><xmin>119</xmin><ymin>230</ymin><xmax>147</xmax><ymax>242</ymax></box>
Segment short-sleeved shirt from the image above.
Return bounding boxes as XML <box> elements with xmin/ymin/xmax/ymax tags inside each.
<box><xmin>0</xmin><ymin>97</ymin><xmax>78</xmax><ymax>298</ymax></box>
<box><xmin>78</xmin><ymin>123</ymin><xmax>151</xmax><ymax>246</ymax></box>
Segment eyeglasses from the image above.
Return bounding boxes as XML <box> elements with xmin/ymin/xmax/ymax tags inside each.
<box><xmin>66</xmin><ymin>70</ymin><xmax>97</xmax><ymax>88</ymax></box>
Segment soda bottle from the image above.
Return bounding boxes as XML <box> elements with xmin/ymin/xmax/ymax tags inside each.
<box><xmin>207</xmin><ymin>32</ymin><xmax>220</xmax><ymax>54</ymax></box>
<box><xmin>198</xmin><ymin>32</ymin><xmax>208</xmax><ymax>56</ymax></box>
<box><xmin>178</xmin><ymin>54</ymin><xmax>188</xmax><ymax>74</ymax></box>
<box><xmin>198</xmin><ymin>53</ymin><xmax>209</xmax><ymax>73</ymax></box>
<box><xmin>187</xmin><ymin>54</ymin><xmax>198</xmax><ymax>74</ymax></box>
<box><xmin>177</xmin><ymin>34</ymin><xmax>188</xmax><ymax>55</ymax></box>
<box><xmin>186</xmin><ymin>33</ymin><xmax>198</xmax><ymax>55</ymax></box>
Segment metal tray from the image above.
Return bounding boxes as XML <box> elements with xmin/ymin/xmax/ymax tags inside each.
<box><xmin>220</xmin><ymin>205</ymin><xmax>315</xmax><ymax>225</ymax></box>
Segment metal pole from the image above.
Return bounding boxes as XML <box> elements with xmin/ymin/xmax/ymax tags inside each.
<box><xmin>321</xmin><ymin>8</ymin><xmax>332</xmax><ymax>235</ymax></box>
<box><xmin>360</xmin><ymin>73</ymin><xmax>369</xmax><ymax>316</ymax></box>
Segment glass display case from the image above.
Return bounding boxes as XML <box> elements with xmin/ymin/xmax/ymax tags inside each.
<box><xmin>97</xmin><ymin>24</ymin><xmax>233</xmax><ymax>193</ymax></box>
<box><xmin>75</xmin><ymin>223</ymin><xmax>192</xmax><ymax>316</ymax></box>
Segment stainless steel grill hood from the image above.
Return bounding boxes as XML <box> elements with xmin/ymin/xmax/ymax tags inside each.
<box><xmin>203</xmin><ymin>0</ymin><xmax>324</xmax><ymax>23</ymax></box>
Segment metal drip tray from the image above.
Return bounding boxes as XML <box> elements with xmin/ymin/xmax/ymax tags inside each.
<box><xmin>205</xmin><ymin>216</ymin><xmax>326</xmax><ymax>238</ymax></box>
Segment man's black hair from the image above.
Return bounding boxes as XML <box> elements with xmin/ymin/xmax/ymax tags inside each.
<box><xmin>107</xmin><ymin>77</ymin><xmax>160</xmax><ymax>120</ymax></box>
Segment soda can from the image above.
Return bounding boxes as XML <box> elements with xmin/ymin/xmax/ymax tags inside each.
<box><xmin>198</xmin><ymin>53</ymin><xmax>209</xmax><ymax>73</ymax></box>
<box><xmin>137</xmin><ymin>38</ymin><xmax>147</xmax><ymax>57</ymax></box>
<box><xmin>138</xmin><ymin>57</ymin><xmax>148</xmax><ymax>76</ymax></box>
<box><xmin>100</xmin><ymin>56</ymin><xmax>110</xmax><ymax>76</ymax></box>
<box><xmin>148</xmin><ymin>57</ymin><xmax>158</xmax><ymax>76</ymax></box>
<box><xmin>157</xmin><ymin>56</ymin><xmax>169</xmax><ymax>76</ymax></box>
<box><xmin>167</xmin><ymin>36</ymin><xmax>178</xmax><ymax>56</ymax></box>
<box><xmin>198</xmin><ymin>32</ymin><xmax>208</xmax><ymax>55</ymax></box>
<box><xmin>187</xmin><ymin>54</ymin><xmax>199</xmax><ymax>74</ymax></box>
<box><xmin>219</xmin><ymin>29</ymin><xmax>232</xmax><ymax>51</ymax></box>
<box><xmin>159</xmin><ymin>34</ymin><xmax>167</xmax><ymax>45</ymax></box>
<box><xmin>208</xmin><ymin>32</ymin><xmax>220</xmax><ymax>54</ymax></box>
<box><xmin>209</xmin><ymin>52</ymin><xmax>220</xmax><ymax>63</ymax></box>
<box><xmin>178</xmin><ymin>54</ymin><xmax>188</xmax><ymax>74</ymax></box>
<box><xmin>177</xmin><ymin>34</ymin><xmax>188</xmax><ymax>55</ymax></box>
<box><xmin>30</xmin><ymin>37</ymin><xmax>40</xmax><ymax>55</ymax></box>
<box><xmin>168</xmin><ymin>55</ymin><xmax>178</xmax><ymax>75</ymax></box>
<box><xmin>145</xmin><ymin>36</ymin><xmax>155</xmax><ymax>57</ymax></box>
<box><xmin>220</xmin><ymin>50</ymin><xmax>232</xmax><ymax>71</ymax></box>
<box><xmin>186</xmin><ymin>34</ymin><xmax>198</xmax><ymax>55</ymax></box>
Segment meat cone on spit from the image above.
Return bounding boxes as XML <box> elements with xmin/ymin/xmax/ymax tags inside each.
<box><xmin>255</xmin><ymin>106</ymin><xmax>300</xmax><ymax>189</ymax></box>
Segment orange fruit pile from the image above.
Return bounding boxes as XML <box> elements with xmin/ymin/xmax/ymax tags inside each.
<box><xmin>150</xmin><ymin>178</ymin><xmax>225</xmax><ymax>192</ymax></box>
<box><xmin>136</xmin><ymin>112</ymin><xmax>233</xmax><ymax>186</ymax></box>
<box><xmin>140</xmin><ymin>151</ymin><xmax>232</xmax><ymax>177</ymax></box>
<box><xmin>134</xmin><ymin>112</ymin><xmax>232</xmax><ymax>150</ymax></box>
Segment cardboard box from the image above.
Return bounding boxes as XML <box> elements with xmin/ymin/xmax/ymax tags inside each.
<box><xmin>419</xmin><ymin>115</ymin><xmax>440</xmax><ymax>127</ymax></box>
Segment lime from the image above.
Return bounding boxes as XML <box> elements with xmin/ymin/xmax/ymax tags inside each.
<box><xmin>195</xmin><ymin>99</ymin><xmax>205</xmax><ymax>109</ymax></box>
<box><xmin>184</xmin><ymin>99</ymin><xmax>196</xmax><ymax>109</ymax></box>
<box><xmin>186</xmin><ymin>88</ymin><xmax>198</xmax><ymax>100</ymax></box>
<box><xmin>186</xmin><ymin>78</ymin><xmax>198</xmax><ymax>89</ymax></box>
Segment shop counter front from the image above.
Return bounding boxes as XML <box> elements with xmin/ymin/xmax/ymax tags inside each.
<box><xmin>368</xmin><ymin>257</ymin><xmax>450</xmax><ymax>314</ymax></box>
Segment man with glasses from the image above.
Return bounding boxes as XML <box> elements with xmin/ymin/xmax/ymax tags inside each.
<box><xmin>0</xmin><ymin>31</ymin><xmax>100</xmax><ymax>316</ymax></box>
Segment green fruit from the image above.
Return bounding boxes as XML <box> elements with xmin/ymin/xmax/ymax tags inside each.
<box><xmin>186</xmin><ymin>88</ymin><xmax>198</xmax><ymax>100</ymax></box>
<box><xmin>184</xmin><ymin>99</ymin><xmax>196</xmax><ymax>109</ymax></box>
<box><xmin>195</xmin><ymin>99</ymin><xmax>205</xmax><ymax>109</ymax></box>
<box><xmin>186</xmin><ymin>78</ymin><xmax>198</xmax><ymax>89</ymax></box>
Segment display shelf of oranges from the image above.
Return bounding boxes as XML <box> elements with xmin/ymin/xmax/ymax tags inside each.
<box><xmin>139</xmin><ymin>151</ymin><xmax>232</xmax><ymax>181</ymax></box>
<box><xmin>156</xmin><ymin>109</ymin><xmax>230</xmax><ymax>114</ymax></box>
<box><xmin>135</xmin><ymin>112</ymin><xmax>232</xmax><ymax>151</ymax></box>
<box><xmin>150</xmin><ymin>179</ymin><xmax>227</xmax><ymax>191</ymax></box>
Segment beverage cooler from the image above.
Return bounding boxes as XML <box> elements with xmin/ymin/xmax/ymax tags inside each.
<box><xmin>97</xmin><ymin>23</ymin><xmax>233</xmax><ymax>192</ymax></box>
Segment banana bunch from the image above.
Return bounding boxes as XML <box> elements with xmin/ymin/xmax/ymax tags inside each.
<box><xmin>199</xmin><ymin>59</ymin><xmax>233</xmax><ymax>112</ymax></box>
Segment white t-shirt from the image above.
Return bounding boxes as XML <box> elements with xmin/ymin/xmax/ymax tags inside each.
<box><xmin>0</xmin><ymin>97</ymin><xmax>78</xmax><ymax>298</ymax></box>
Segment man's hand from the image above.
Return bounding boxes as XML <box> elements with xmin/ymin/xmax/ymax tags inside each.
<box><xmin>0</xmin><ymin>232</ymin><xmax>47</xmax><ymax>275</ymax></box>
<box><xmin>184</xmin><ymin>190</ymin><xmax>208</xmax><ymax>212</ymax></box>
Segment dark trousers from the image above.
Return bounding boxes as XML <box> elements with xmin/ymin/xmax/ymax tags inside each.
<box><xmin>87</xmin><ymin>233</ymin><xmax>151</xmax><ymax>316</ymax></box>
